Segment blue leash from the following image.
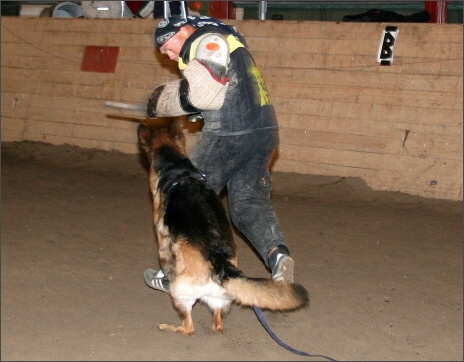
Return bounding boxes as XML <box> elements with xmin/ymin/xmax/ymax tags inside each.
<box><xmin>253</xmin><ymin>306</ymin><xmax>337</xmax><ymax>361</ymax></box>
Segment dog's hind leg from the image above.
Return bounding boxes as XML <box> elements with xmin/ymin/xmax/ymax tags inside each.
<box><xmin>159</xmin><ymin>306</ymin><xmax>195</xmax><ymax>335</ymax></box>
<box><xmin>212</xmin><ymin>308</ymin><xmax>224</xmax><ymax>333</ymax></box>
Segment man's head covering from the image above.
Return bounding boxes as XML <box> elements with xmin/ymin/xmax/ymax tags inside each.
<box><xmin>154</xmin><ymin>16</ymin><xmax>188</xmax><ymax>48</ymax></box>
<box><xmin>154</xmin><ymin>16</ymin><xmax>248</xmax><ymax>48</ymax></box>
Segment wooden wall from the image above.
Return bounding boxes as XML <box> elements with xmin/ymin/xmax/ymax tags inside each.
<box><xmin>1</xmin><ymin>17</ymin><xmax>462</xmax><ymax>201</ymax></box>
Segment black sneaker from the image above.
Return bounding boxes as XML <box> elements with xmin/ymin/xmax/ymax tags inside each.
<box><xmin>144</xmin><ymin>269</ymin><xmax>170</xmax><ymax>293</ymax></box>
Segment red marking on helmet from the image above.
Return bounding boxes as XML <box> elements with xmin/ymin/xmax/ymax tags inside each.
<box><xmin>206</xmin><ymin>42</ymin><xmax>220</xmax><ymax>51</ymax></box>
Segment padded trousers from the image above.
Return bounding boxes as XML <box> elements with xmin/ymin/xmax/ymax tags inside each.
<box><xmin>190</xmin><ymin>128</ymin><xmax>288</xmax><ymax>267</ymax></box>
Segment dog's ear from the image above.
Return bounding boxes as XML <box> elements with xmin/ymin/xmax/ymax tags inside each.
<box><xmin>137</xmin><ymin>123</ymin><xmax>152</xmax><ymax>153</ymax></box>
<box><xmin>168</xmin><ymin>118</ymin><xmax>186</xmax><ymax>146</ymax></box>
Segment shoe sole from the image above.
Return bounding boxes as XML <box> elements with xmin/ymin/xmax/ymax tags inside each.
<box><xmin>144</xmin><ymin>269</ymin><xmax>170</xmax><ymax>293</ymax></box>
<box><xmin>273</xmin><ymin>256</ymin><xmax>295</xmax><ymax>283</ymax></box>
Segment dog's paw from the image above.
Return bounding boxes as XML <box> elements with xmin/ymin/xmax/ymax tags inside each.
<box><xmin>159</xmin><ymin>323</ymin><xmax>194</xmax><ymax>336</ymax></box>
<box><xmin>212</xmin><ymin>323</ymin><xmax>225</xmax><ymax>333</ymax></box>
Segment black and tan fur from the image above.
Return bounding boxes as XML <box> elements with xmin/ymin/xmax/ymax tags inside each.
<box><xmin>138</xmin><ymin>120</ymin><xmax>309</xmax><ymax>336</ymax></box>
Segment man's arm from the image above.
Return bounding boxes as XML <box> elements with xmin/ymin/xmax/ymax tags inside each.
<box><xmin>146</xmin><ymin>33</ymin><xmax>230</xmax><ymax>119</ymax></box>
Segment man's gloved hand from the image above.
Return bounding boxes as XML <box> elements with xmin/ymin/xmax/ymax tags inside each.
<box><xmin>146</xmin><ymin>85</ymin><xmax>165</xmax><ymax>118</ymax></box>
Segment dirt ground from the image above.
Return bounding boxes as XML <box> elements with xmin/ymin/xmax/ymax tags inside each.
<box><xmin>1</xmin><ymin>140</ymin><xmax>462</xmax><ymax>361</ymax></box>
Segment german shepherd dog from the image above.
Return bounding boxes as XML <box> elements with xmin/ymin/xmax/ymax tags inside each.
<box><xmin>137</xmin><ymin>120</ymin><xmax>309</xmax><ymax>335</ymax></box>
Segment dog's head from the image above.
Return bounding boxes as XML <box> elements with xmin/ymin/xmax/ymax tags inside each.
<box><xmin>137</xmin><ymin>119</ymin><xmax>193</xmax><ymax>197</ymax></box>
<box><xmin>137</xmin><ymin>119</ymin><xmax>187</xmax><ymax>162</ymax></box>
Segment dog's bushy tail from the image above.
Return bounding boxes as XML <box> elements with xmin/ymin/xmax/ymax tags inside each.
<box><xmin>224</xmin><ymin>277</ymin><xmax>309</xmax><ymax>311</ymax></box>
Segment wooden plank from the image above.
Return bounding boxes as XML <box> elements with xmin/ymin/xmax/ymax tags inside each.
<box><xmin>278</xmin><ymin>144</ymin><xmax>382</xmax><ymax>170</ymax></box>
<box><xmin>0</xmin><ymin>43</ymin><xmax>156</xmax><ymax>69</ymax></box>
<box><xmin>375</xmin><ymin>157</ymin><xmax>462</xmax><ymax>188</ymax></box>
<box><xmin>114</xmin><ymin>142</ymin><xmax>140</xmax><ymax>155</ymax></box>
<box><xmin>1</xmin><ymin>52</ymin><xmax>80</xmax><ymax>72</ymax></box>
<box><xmin>118</xmin><ymin>47</ymin><xmax>163</xmax><ymax>62</ymax></box>
<box><xmin>1</xmin><ymin>92</ymin><xmax>31</xmax><ymax>119</ymax></box>
<box><xmin>273</xmin><ymin>152</ymin><xmax>462</xmax><ymax>200</ymax></box>
<box><xmin>1</xmin><ymin>25</ymin><xmax>154</xmax><ymax>48</ymax></box>
<box><xmin>23</xmin><ymin>118</ymin><xmax>137</xmax><ymax>143</ymax></box>
<box><xmin>1</xmin><ymin>117</ymin><xmax>26</xmax><ymax>133</ymax></box>
<box><xmin>1</xmin><ymin>67</ymin><xmax>154</xmax><ymax>90</ymax></box>
<box><xmin>270</xmin><ymin>83</ymin><xmax>462</xmax><ymax>109</ymax></box>
<box><xmin>25</xmin><ymin>106</ymin><xmax>143</xmax><ymax>132</ymax></box>
<box><xmin>13</xmin><ymin>80</ymin><xmax>150</xmax><ymax>103</ymax></box>
<box><xmin>24</xmin><ymin>132</ymin><xmax>116</xmax><ymax>151</ymax></box>
<box><xmin>272</xmin><ymin>157</ymin><xmax>377</xmax><ymax>180</ymax></box>
<box><xmin>233</xmin><ymin>20</ymin><xmax>463</xmax><ymax>42</ymax></box>
<box><xmin>0</xmin><ymin>129</ymin><xmax>25</xmax><ymax>142</ymax></box>
<box><xmin>1</xmin><ymin>52</ymin><xmax>170</xmax><ymax>76</ymax></box>
<box><xmin>278</xmin><ymin>141</ymin><xmax>462</xmax><ymax>175</ymax></box>
<box><xmin>273</xmin><ymin>98</ymin><xmax>463</xmax><ymax>124</ymax></box>
<box><xmin>43</xmin><ymin>18</ymin><xmax>154</xmax><ymax>34</ymax></box>
<box><xmin>262</xmin><ymin>67</ymin><xmax>462</xmax><ymax>94</ymax></box>
<box><xmin>247</xmin><ymin>36</ymin><xmax>462</xmax><ymax>59</ymax></box>
<box><xmin>277</xmin><ymin>111</ymin><xmax>462</xmax><ymax>139</ymax></box>
<box><xmin>280</xmin><ymin>129</ymin><xmax>461</xmax><ymax>156</ymax></box>
<box><xmin>257</xmin><ymin>56</ymin><xmax>463</xmax><ymax>78</ymax></box>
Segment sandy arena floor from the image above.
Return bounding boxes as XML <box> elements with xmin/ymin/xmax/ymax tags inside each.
<box><xmin>1</xmin><ymin>141</ymin><xmax>462</xmax><ymax>361</ymax></box>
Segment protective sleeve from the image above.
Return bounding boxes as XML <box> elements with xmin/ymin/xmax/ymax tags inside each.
<box><xmin>145</xmin><ymin>33</ymin><xmax>231</xmax><ymax>118</ymax></box>
<box><xmin>146</xmin><ymin>59</ymin><xmax>230</xmax><ymax>118</ymax></box>
<box><xmin>146</xmin><ymin>80</ymin><xmax>186</xmax><ymax>118</ymax></box>
<box><xmin>182</xmin><ymin>59</ymin><xmax>229</xmax><ymax>110</ymax></box>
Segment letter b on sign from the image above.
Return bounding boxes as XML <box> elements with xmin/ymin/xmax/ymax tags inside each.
<box><xmin>377</xmin><ymin>26</ymin><xmax>399</xmax><ymax>66</ymax></box>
